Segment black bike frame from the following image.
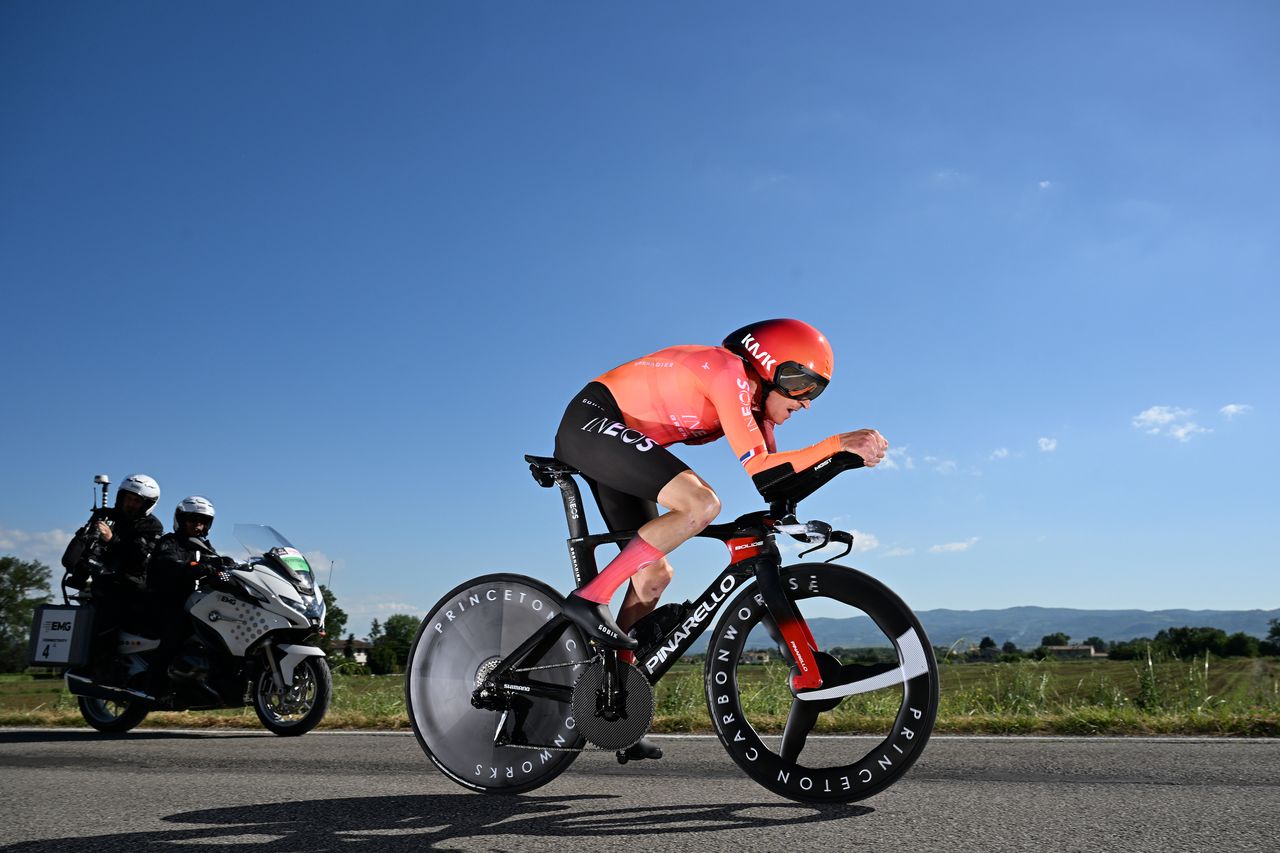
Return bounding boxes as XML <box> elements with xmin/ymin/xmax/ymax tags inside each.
<box><xmin>487</xmin><ymin>464</ymin><xmax>818</xmax><ymax>698</ymax></box>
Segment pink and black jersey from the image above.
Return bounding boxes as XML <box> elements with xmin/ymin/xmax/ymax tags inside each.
<box><xmin>594</xmin><ymin>346</ymin><xmax>841</xmax><ymax>479</ymax></box>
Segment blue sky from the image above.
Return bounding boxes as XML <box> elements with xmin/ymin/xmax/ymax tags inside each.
<box><xmin>2</xmin><ymin>2</ymin><xmax>1276</xmax><ymax>639</ymax></box>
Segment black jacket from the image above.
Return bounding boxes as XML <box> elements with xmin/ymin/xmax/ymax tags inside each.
<box><xmin>64</xmin><ymin>511</ymin><xmax>164</xmax><ymax>592</ymax></box>
<box><xmin>148</xmin><ymin>532</ymin><xmax>216</xmax><ymax>604</ymax></box>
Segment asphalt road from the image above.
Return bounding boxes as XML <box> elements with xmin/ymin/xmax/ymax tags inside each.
<box><xmin>1</xmin><ymin>729</ymin><xmax>1275</xmax><ymax>852</ymax></box>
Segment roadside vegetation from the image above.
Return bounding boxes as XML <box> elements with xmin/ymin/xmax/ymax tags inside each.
<box><xmin>4</xmin><ymin>556</ymin><xmax>1277</xmax><ymax>735</ymax></box>
<box><xmin>4</xmin><ymin>654</ymin><xmax>1277</xmax><ymax>735</ymax></box>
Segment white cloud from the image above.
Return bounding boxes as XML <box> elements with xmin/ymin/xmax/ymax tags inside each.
<box><xmin>929</xmin><ymin>537</ymin><xmax>980</xmax><ymax>554</ymax></box>
<box><xmin>1133</xmin><ymin>406</ymin><xmax>1211</xmax><ymax>442</ymax></box>
<box><xmin>929</xmin><ymin>169</ymin><xmax>975</xmax><ymax>189</ymax></box>
<box><xmin>0</xmin><ymin>527</ymin><xmax>73</xmax><ymax>568</ymax></box>
<box><xmin>923</xmin><ymin>455</ymin><xmax>957</xmax><ymax>474</ymax></box>
<box><xmin>1220</xmin><ymin>403</ymin><xmax>1252</xmax><ymax>420</ymax></box>
<box><xmin>303</xmin><ymin>550</ymin><xmax>345</xmax><ymax>584</ymax></box>
<box><xmin>883</xmin><ymin>547</ymin><xmax>915</xmax><ymax>558</ymax></box>
<box><xmin>1038</xmin><ymin>437</ymin><xmax>1058</xmax><ymax>452</ymax></box>
<box><xmin>1168</xmin><ymin>422</ymin><xmax>1210</xmax><ymax>442</ymax></box>
<box><xmin>879</xmin><ymin>447</ymin><xmax>914</xmax><ymax>471</ymax></box>
<box><xmin>847</xmin><ymin>530</ymin><xmax>879</xmax><ymax>553</ymax></box>
<box><xmin>1038</xmin><ymin>180</ymin><xmax>1054</xmax><ymax>190</ymax></box>
<box><xmin>1133</xmin><ymin>406</ymin><xmax>1191</xmax><ymax>430</ymax></box>
<box><xmin>990</xmin><ymin>448</ymin><xmax>1009</xmax><ymax>460</ymax></box>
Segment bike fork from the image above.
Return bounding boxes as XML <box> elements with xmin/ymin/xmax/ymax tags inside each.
<box><xmin>754</xmin><ymin>562</ymin><xmax>824</xmax><ymax>690</ymax></box>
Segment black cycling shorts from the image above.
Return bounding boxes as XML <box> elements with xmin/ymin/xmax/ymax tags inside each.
<box><xmin>553</xmin><ymin>382</ymin><xmax>690</xmax><ymax>535</ymax></box>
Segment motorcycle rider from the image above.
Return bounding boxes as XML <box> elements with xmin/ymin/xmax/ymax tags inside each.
<box><xmin>147</xmin><ymin>496</ymin><xmax>220</xmax><ymax>692</ymax></box>
<box><xmin>63</xmin><ymin>474</ymin><xmax>164</xmax><ymax>664</ymax></box>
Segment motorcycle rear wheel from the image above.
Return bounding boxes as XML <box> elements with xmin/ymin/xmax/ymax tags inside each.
<box><xmin>78</xmin><ymin>696</ymin><xmax>149</xmax><ymax>734</ymax></box>
<box><xmin>253</xmin><ymin>656</ymin><xmax>332</xmax><ymax>736</ymax></box>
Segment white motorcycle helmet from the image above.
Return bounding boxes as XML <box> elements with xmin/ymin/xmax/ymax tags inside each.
<box><xmin>117</xmin><ymin>474</ymin><xmax>161</xmax><ymax>515</ymax></box>
<box><xmin>174</xmin><ymin>495</ymin><xmax>216</xmax><ymax>534</ymax></box>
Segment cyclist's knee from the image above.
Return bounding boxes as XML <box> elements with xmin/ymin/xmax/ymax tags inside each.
<box><xmin>688</xmin><ymin>487</ymin><xmax>720</xmax><ymax>530</ymax></box>
<box><xmin>659</xmin><ymin>473</ymin><xmax>721</xmax><ymax>532</ymax></box>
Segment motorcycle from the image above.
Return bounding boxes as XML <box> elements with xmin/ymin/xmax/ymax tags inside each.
<box><xmin>37</xmin><ymin>513</ymin><xmax>332</xmax><ymax>736</ymax></box>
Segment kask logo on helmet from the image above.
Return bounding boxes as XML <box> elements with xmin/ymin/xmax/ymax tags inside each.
<box><xmin>738</xmin><ymin>334</ymin><xmax>779</xmax><ymax>373</ymax></box>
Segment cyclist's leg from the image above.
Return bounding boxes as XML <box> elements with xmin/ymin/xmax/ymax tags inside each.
<box><xmin>608</xmin><ymin>472</ymin><xmax>720</xmax><ymax>631</ymax></box>
<box><xmin>554</xmin><ymin>384</ymin><xmax>711</xmax><ymax>646</ymax></box>
<box><xmin>583</xmin><ymin>480</ymin><xmax>664</xmax><ymax>634</ymax></box>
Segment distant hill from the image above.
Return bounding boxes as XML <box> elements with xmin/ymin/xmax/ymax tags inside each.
<box><xmin>688</xmin><ymin>606</ymin><xmax>1280</xmax><ymax>651</ymax></box>
<box><xmin>808</xmin><ymin>606</ymin><xmax>1280</xmax><ymax>649</ymax></box>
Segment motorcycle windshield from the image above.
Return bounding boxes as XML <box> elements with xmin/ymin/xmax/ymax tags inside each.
<box><xmin>232</xmin><ymin>524</ymin><xmax>297</xmax><ymax>557</ymax></box>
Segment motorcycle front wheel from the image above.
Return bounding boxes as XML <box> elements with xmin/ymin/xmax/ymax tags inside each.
<box><xmin>253</xmin><ymin>656</ymin><xmax>332</xmax><ymax>736</ymax></box>
<box><xmin>78</xmin><ymin>696</ymin><xmax>149</xmax><ymax>734</ymax></box>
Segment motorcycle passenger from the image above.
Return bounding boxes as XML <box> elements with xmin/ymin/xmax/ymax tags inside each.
<box><xmin>554</xmin><ymin>319</ymin><xmax>889</xmax><ymax>760</ymax></box>
<box><xmin>147</xmin><ymin>496</ymin><xmax>219</xmax><ymax>691</ymax></box>
<box><xmin>64</xmin><ymin>474</ymin><xmax>164</xmax><ymax>661</ymax></box>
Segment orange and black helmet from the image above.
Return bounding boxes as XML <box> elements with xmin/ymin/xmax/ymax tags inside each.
<box><xmin>722</xmin><ymin>319</ymin><xmax>834</xmax><ymax>401</ymax></box>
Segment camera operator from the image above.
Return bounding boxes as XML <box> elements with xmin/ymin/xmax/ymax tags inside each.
<box><xmin>62</xmin><ymin>474</ymin><xmax>164</xmax><ymax>663</ymax></box>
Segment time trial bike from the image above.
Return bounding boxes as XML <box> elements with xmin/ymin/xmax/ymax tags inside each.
<box><xmin>404</xmin><ymin>451</ymin><xmax>938</xmax><ymax>804</ymax></box>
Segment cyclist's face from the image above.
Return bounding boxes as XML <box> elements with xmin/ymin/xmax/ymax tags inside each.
<box><xmin>764</xmin><ymin>389</ymin><xmax>809</xmax><ymax>425</ymax></box>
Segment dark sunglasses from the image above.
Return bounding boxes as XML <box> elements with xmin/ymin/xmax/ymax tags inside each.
<box><xmin>771</xmin><ymin>361</ymin><xmax>828</xmax><ymax>401</ymax></box>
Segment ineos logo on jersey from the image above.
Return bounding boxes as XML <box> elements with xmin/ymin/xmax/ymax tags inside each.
<box><xmin>739</xmin><ymin>334</ymin><xmax>779</xmax><ymax>373</ymax></box>
<box><xmin>736</xmin><ymin>379</ymin><xmax>759</xmax><ymax>434</ymax></box>
<box><xmin>580</xmin><ymin>416</ymin><xmax>656</xmax><ymax>452</ymax></box>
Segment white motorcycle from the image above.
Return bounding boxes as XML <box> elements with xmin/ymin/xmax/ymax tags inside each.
<box><xmin>43</xmin><ymin>524</ymin><xmax>331</xmax><ymax>735</ymax></box>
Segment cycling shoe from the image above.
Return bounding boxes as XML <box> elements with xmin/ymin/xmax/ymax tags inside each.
<box><xmin>563</xmin><ymin>594</ymin><xmax>638</xmax><ymax>649</ymax></box>
<box><xmin>617</xmin><ymin>737</ymin><xmax>663</xmax><ymax>764</ymax></box>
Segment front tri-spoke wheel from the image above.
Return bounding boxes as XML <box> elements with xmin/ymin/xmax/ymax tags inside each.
<box><xmin>405</xmin><ymin>574</ymin><xmax>590</xmax><ymax>795</ymax></box>
<box><xmin>705</xmin><ymin>564</ymin><xmax>939</xmax><ymax>803</ymax></box>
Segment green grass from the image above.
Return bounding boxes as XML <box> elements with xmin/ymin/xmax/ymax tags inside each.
<box><xmin>4</xmin><ymin>656</ymin><xmax>1278</xmax><ymax>735</ymax></box>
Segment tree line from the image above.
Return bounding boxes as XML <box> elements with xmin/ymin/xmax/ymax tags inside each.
<box><xmin>948</xmin><ymin>622</ymin><xmax>1280</xmax><ymax>663</ymax></box>
<box><xmin>5</xmin><ymin>552</ymin><xmax>1279</xmax><ymax>673</ymax></box>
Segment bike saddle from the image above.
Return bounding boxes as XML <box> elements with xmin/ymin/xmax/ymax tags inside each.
<box><xmin>524</xmin><ymin>455</ymin><xmax>579</xmax><ymax>487</ymax></box>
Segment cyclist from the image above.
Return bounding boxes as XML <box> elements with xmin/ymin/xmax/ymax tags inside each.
<box><xmin>555</xmin><ymin>320</ymin><xmax>888</xmax><ymax>756</ymax></box>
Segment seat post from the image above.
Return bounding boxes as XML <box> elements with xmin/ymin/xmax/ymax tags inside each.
<box><xmin>552</xmin><ymin>473</ymin><xmax>601</xmax><ymax>588</ymax></box>
<box><xmin>551</xmin><ymin>473</ymin><xmax>589</xmax><ymax>540</ymax></box>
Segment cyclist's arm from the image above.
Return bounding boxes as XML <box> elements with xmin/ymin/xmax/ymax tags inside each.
<box><xmin>706</xmin><ymin>367</ymin><xmax>843</xmax><ymax>480</ymax></box>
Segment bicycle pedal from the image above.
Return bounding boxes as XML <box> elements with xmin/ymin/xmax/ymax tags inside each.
<box><xmin>616</xmin><ymin>737</ymin><xmax>663</xmax><ymax>764</ymax></box>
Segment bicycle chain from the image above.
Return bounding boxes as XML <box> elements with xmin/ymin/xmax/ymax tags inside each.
<box><xmin>500</xmin><ymin>654</ymin><xmax>621</xmax><ymax>753</ymax></box>
<box><xmin>508</xmin><ymin>655</ymin><xmax>598</xmax><ymax>675</ymax></box>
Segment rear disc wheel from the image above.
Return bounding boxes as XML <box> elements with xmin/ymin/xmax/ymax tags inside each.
<box><xmin>405</xmin><ymin>574</ymin><xmax>589</xmax><ymax>794</ymax></box>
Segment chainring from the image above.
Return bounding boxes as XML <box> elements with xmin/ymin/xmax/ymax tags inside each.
<box><xmin>571</xmin><ymin>659</ymin><xmax>654</xmax><ymax>750</ymax></box>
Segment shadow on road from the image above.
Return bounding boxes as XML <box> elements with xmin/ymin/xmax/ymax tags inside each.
<box><xmin>0</xmin><ymin>729</ymin><xmax>270</xmax><ymax>744</ymax></box>
<box><xmin>0</xmin><ymin>793</ymin><xmax>872</xmax><ymax>851</ymax></box>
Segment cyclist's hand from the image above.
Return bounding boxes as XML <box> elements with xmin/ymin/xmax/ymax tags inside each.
<box><xmin>839</xmin><ymin>429</ymin><xmax>888</xmax><ymax>467</ymax></box>
<box><xmin>95</xmin><ymin>521</ymin><xmax>113</xmax><ymax>542</ymax></box>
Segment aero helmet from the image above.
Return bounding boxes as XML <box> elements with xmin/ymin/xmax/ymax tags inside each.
<box><xmin>174</xmin><ymin>495</ymin><xmax>216</xmax><ymax>534</ymax></box>
<box><xmin>117</xmin><ymin>474</ymin><xmax>161</xmax><ymax>514</ymax></box>
<box><xmin>722</xmin><ymin>319</ymin><xmax>833</xmax><ymax>401</ymax></box>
